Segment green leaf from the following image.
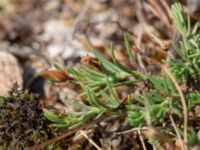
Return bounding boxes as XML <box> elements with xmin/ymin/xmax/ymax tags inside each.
<box><xmin>78</xmin><ymin>67</ymin><xmax>103</xmax><ymax>81</ymax></box>
<box><xmin>43</xmin><ymin>109</ymin><xmax>66</xmax><ymax>124</ymax></box>
<box><xmin>148</xmin><ymin>76</ymin><xmax>164</xmax><ymax>91</ymax></box>
<box><xmin>110</xmin><ymin>43</ymin><xmax>134</xmax><ymax>75</ymax></box>
<box><xmin>0</xmin><ymin>96</ymin><xmax>5</xmax><ymax>105</ymax></box>
<box><xmin>67</xmin><ymin>67</ymin><xmax>82</xmax><ymax>81</ymax></box>
<box><xmin>100</xmin><ymin>91</ymin><xmax>118</xmax><ymax>108</ymax></box>
<box><xmin>172</xmin><ymin>43</ymin><xmax>187</xmax><ymax>61</ymax></box>
<box><xmin>124</xmin><ymin>34</ymin><xmax>136</xmax><ymax>64</ymax></box>
<box><xmin>127</xmin><ymin>104</ymin><xmax>143</xmax><ymax>111</ymax></box>
<box><xmin>84</xmin><ymin>85</ymin><xmax>111</xmax><ymax>110</ymax></box>
<box><xmin>81</xmin><ymin>65</ymin><xmax>105</xmax><ymax>78</ymax></box>
<box><xmin>50</xmin><ymin>123</ymin><xmax>68</xmax><ymax>128</ymax></box>
<box><xmin>93</xmin><ymin>49</ymin><xmax>124</xmax><ymax>75</ymax></box>
<box><xmin>106</xmin><ymin>78</ymin><xmax>120</xmax><ymax>105</ymax></box>
<box><xmin>128</xmin><ymin>111</ymin><xmax>145</xmax><ymax>126</ymax></box>
<box><xmin>68</xmin><ymin>122</ymin><xmax>83</xmax><ymax>130</ymax></box>
<box><xmin>64</xmin><ymin>101</ymin><xmax>94</xmax><ymax>110</ymax></box>
<box><xmin>131</xmin><ymin>94</ymin><xmax>144</xmax><ymax>104</ymax></box>
<box><xmin>187</xmin><ymin>128</ymin><xmax>198</xmax><ymax>145</ymax></box>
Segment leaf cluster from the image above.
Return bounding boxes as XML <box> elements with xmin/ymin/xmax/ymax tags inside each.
<box><xmin>43</xmin><ymin>2</ymin><xmax>200</xmax><ymax>148</ymax></box>
<box><xmin>170</xmin><ymin>3</ymin><xmax>200</xmax><ymax>83</ymax></box>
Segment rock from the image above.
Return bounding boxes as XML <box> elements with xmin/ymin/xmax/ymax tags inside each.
<box><xmin>106</xmin><ymin>120</ymin><xmax>120</xmax><ymax>132</ymax></box>
<box><xmin>0</xmin><ymin>16</ymin><xmax>33</xmax><ymax>44</ymax></box>
<box><xmin>188</xmin><ymin>0</ymin><xmax>200</xmax><ymax>18</ymax></box>
<box><xmin>0</xmin><ymin>51</ymin><xmax>22</xmax><ymax>96</ymax></box>
<box><xmin>111</xmin><ymin>136</ymin><xmax>121</xmax><ymax>148</ymax></box>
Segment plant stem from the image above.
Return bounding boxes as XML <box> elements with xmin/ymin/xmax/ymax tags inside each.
<box><xmin>162</xmin><ymin>65</ymin><xmax>188</xmax><ymax>145</ymax></box>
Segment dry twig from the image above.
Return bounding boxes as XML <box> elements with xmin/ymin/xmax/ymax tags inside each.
<box><xmin>80</xmin><ymin>130</ymin><xmax>102</xmax><ymax>150</ymax></box>
<box><xmin>162</xmin><ymin>65</ymin><xmax>188</xmax><ymax>145</ymax></box>
<box><xmin>170</xmin><ymin>115</ymin><xmax>185</xmax><ymax>150</ymax></box>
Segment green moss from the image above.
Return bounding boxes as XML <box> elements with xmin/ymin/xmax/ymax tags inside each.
<box><xmin>0</xmin><ymin>89</ymin><xmax>62</xmax><ymax>149</ymax></box>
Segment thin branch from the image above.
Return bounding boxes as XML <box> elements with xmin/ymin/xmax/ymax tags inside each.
<box><xmin>149</xmin><ymin>33</ymin><xmax>174</xmax><ymax>59</ymax></box>
<box><xmin>158</xmin><ymin>0</ymin><xmax>171</xmax><ymax>18</ymax></box>
<box><xmin>114</xmin><ymin>127</ymin><xmax>147</xmax><ymax>135</ymax></box>
<box><xmin>80</xmin><ymin>130</ymin><xmax>102</xmax><ymax>150</ymax></box>
<box><xmin>169</xmin><ymin>115</ymin><xmax>185</xmax><ymax>150</ymax></box>
<box><xmin>138</xmin><ymin>129</ymin><xmax>147</xmax><ymax>150</ymax></box>
<box><xmin>147</xmin><ymin>0</ymin><xmax>171</xmax><ymax>28</ymax></box>
<box><xmin>28</xmin><ymin>116</ymin><xmax>109</xmax><ymax>150</ymax></box>
<box><xmin>70</xmin><ymin>0</ymin><xmax>93</xmax><ymax>40</ymax></box>
<box><xmin>144</xmin><ymin>95</ymin><xmax>152</xmax><ymax>127</ymax></box>
<box><xmin>136</xmin><ymin>27</ymin><xmax>146</xmax><ymax>72</ymax></box>
<box><xmin>162</xmin><ymin>65</ymin><xmax>188</xmax><ymax>145</ymax></box>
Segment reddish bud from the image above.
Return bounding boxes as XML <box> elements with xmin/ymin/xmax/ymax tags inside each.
<box><xmin>40</xmin><ymin>70</ymin><xmax>73</xmax><ymax>82</ymax></box>
<box><xmin>81</xmin><ymin>55</ymin><xmax>100</xmax><ymax>69</ymax></box>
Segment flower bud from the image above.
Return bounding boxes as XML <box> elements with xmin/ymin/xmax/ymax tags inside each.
<box><xmin>40</xmin><ymin>70</ymin><xmax>73</xmax><ymax>82</ymax></box>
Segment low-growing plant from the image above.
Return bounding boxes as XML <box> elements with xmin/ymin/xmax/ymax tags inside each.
<box><xmin>39</xmin><ymin>2</ymin><xmax>200</xmax><ymax>150</ymax></box>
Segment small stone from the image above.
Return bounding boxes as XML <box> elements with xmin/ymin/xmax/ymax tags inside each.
<box><xmin>106</xmin><ymin>120</ymin><xmax>120</xmax><ymax>132</ymax></box>
<box><xmin>0</xmin><ymin>51</ymin><xmax>22</xmax><ymax>96</ymax></box>
<box><xmin>188</xmin><ymin>0</ymin><xmax>200</xmax><ymax>17</ymax></box>
<box><xmin>111</xmin><ymin>136</ymin><xmax>121</xmax><ymax>148</ymax></box>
